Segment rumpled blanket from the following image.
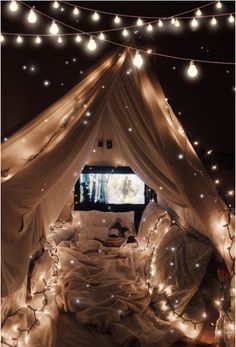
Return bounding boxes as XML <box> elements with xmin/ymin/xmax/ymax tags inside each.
<box><xmin>57</xmin><ymin>240</ymin><xmax>182</xmax><ymax>347</ymax></box>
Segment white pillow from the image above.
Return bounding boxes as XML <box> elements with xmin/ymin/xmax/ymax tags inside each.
<box><xmin>75</xmin><ymin>226</ymin><xmax>109</xmax><ymax>242</ymax></box>
<box><xmin>137</xmin><ymin>201</ymin><xmax>171</xmax><ymax>248</ymax></box>
<box><xmin>72</xmin><ymin>210</ymin><xmax>134</xmax><ymax>231</ymax></box>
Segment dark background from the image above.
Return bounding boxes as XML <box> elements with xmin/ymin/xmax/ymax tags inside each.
<box><xmin>1</xmin><ymin>1</ymin><xmax>235</xmax><ymax>204</ymax></box>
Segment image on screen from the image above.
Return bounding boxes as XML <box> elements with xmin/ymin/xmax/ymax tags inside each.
<box><xmin>80</xmin><ymin>173</ymin><xmax>145</xmax><ymax>204</ymax></box>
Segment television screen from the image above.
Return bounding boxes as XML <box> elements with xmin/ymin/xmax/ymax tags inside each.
<box><xmin>80</xmin><ymin>173</ymin><xmax>145</xmax><ymax>204</ymax></box>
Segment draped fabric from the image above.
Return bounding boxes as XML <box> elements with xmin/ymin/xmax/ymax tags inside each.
<box><xmin>1</xmin><ymin>49</ymin><xmax>234</xmax><ymax>298</ymax></box>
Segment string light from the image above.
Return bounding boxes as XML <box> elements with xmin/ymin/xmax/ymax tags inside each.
<box><xmin>35</xmin><ymin>36</ymin><xmax>41</xmax><ymax>44</ymax></box>
<box><xmin>122</xmin><ymin>28</ymin><xmax>129</xmax><ymax>37</ymax></box>
<box><xmin>73</xmin><ymin>7</ymin><xmax>79</xmax><ymax>16</ymax></box>
<box><xmin>215</xmin><ymin>179</ymin><xmax>220</xmax><ymax>185</ymax></box>
<box><xmin>137</xmin><ymin>18</ymin><xmax>143</xmax><ymax>26</ymax></box>
<box><xmin>57</xmin><ymin>36</ymin><xmax>63</xmax><ymax>44</ymax></box>
<box><xmin>27</xmin><ymin>8</ymin><xmax>37</xmax><ymax>24</ymax></box>
<box><xmin>92</xmin><ymin>11</ymin><xmax>100</xmax><ymax>21</ymax></box>
<box><xmin>158</xmin><ymin>19</ymin><xmax>163</xmax><ymax>27</ymax></box>
<box><xmin>99</xmin><ymin>32</ymin><xmax>105</xmax><ymax>40</ymax></box>
<box><xmin>175</xmin><ymin>19</ymin><xmax>180</xmax><ymax>27</ymax></box>
<box><xmin>228</xmin><ymin>14</ymin><xmax>234</xmax><ymax>23</ymax></box>
<box><xmin>52</xmin><ymin>1</ymin><xmax>59</xmax><ymax>9</ymax></box>
<box><xmin>187</xmin><ymin>60</ymin><xmax>198</xmax><ymax>78</ymax></box>
<box><xmin>211</xmin><ymin>16</ymin><xmax>217</xmax><ymax>26</ymax></box>
<box><xmin>196</xmin><ymin>8</ymin><xmax>202</xmax><ymax>16</ymax></box>
<box><xmin>147</xmin><ymin>23</ymin><xmax>153</xmax><ymax>31</ymax></box>
<box><xmin>87</xmin><ymin>36</ymin><xmax>97</xmax><ymax>51</ymax></box>
<box><xmin>114</xmin><ymin>15</ymin><xmax>121</xmax><ymax>24</ymax></box>
<box><xmin>133</xmin><ymin>50</ymin><xmax>143</xmax><ymax>68</ymax></box>
<box><xmin>216</xmin><ymin>1</ymin><xmax>222</xmax><ymax>9</ymax></box>
<box><xmin>16</xmin><ymin>35</ymin><xmax>23</xmax><ymax>44</ymax></box>
<box><xmin>227</xmin><ymin>190</ymin><xmax>234</xmax><ymax>196</ymax></box>
<box><xmin>0</xmin><ymin>35</ymin><xmax>5</xmax><ymax>43</ymax></box>
<box><xmin>9</xmin><ymin>0</ymin><xmax>18</xmax><ymax>12</ymax></box>
<box><xmin>75</xmin><ymin>34</ymin><xmax>82</xmax><ymax>43</ymax></box>
<box><xmin>49</xmin><ymin>20</ymin><xmax>59</xmax><ymax>35</ymax></box>
<box><xmin>171</xmin><ymin>17</ymin><xmax>176</xmax><ymax>25</ymax></box>
<box><xmin>191</xmin><ymin>17</ymin><xmax>199</xmax><ymax>28</ymax></box>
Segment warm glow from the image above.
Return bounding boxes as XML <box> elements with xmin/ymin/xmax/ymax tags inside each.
<box><xmin>50</xmin><ymin>20</ymin><xmax>59</xmax><ymax>35</ymax></box>
<box><xmin>35</xmin><ymin>36</ymin><xmax>41</xmax><ymax>44</ymax></box>
<box><xmin>171</xmin><ymin>17</ymin><xmax>176</xmax><ymax>25</ymax></box>
<box><xmin>53</xmin><ymin>1</ymin><xmax>59</xmax><ymax>9</ymax></box>
<box><xmin>92</xmin><ymin>12</ymin><xmax>100</xmax><ymax>21</ymax></box>
<box><xmin>137</xmin><ymin>18</ymin><xmax>143</xmax><ymax>26</ymax></box>
<box><xmin>75</xmin><ymin>34</ymin><xmax>82</xmax><ymax>43</ymax></box>
<box><xmin>87</xmin><ymin>36</ymin><xmax>97</xmax><ymax>51</ymax></box>
<box><xmin>27</xmin><ymin>8</ymin><xmax>37</xmax><ymax>24</ymax></box>
<box><xmin>228</xmin><ymin>14</ymin><xmax>234</xmax><ymax>23</ymax></box>
<box><xmin>196</xmin><ymin>8</ymin><xmax>202</xmax><ymax>16</ymax></box>
<box><xmin>133</xmin><ymin>50</ymin><xmax>143</xmax><ymax>68</ymax></box>
<box><xmin>147</xmin><ymin>23</ymin><xmax>153</xmax><ymax>31</ymax></box>
<box><xmin>73</xmin><ymin>7</ymin><xmax>79</xmax><ymax>15</ymax></box>
<box><xmin>227</xmin><ymin>190</ymin><xmax>234</xmax><ymax>196</ymax></box>
<box><xmin>114</xmin><ymin>15</ymin><xmax>121</xmax><ymax>24</ymax></box>
<box><xmin>215</xmin><ymin>179</ymin><xmax>220</xmax><ymax>185</ymax></box>
<box><xmin>158</xmin><ymin>19</ymin><xmax>163</xmax><ymax>27</ymax></box>
<box><xmin>191</xmin><ymin>18</ymin><xmax>199</xmax><ymax>28</ymax></box>
<box><xmin>211</xmin><ymin>17</ymin><xmax>217</xmax><ymax>26</ymax></box>
<box><xmin>187</xmin><ymin>60</ymin><xmax>198</xmax><ymax>78</ymax></box>
<box><xmin>57</xmin><ymin>36</ymin><xmax>63</xmax><ymax>44</ymax></box>
<box><xmin>211</xmin><ymin>165</ymin><xmax>217</xmax><ymax>170</ymax></box>
<box><xmin>175</xmin><ymin>19</ymin><xmax>180</xmax><ymax>27</ymax></box>
<box><xmin>9</xmin><ymin>0</ymin><xmax>18</xmax><ymax>12</ymax></box>
<box><xmin>216</xmin><ymin>1</ymin><xmax>222</xmax><ymax>9</ymax></box>
<box><xmin>16</xmin><ymin>35</ymin><xmax>23</xmax><ymax>44</ymax></box>
<box><xmin>122</xmin><ymin>28</ymin><xmax>129</xmax><ymax>37</ymax></box>
<box><xmin>99</xmin><ymin>32</ymin><xmax>105</xmax><ymax>40</ymax></box>
<box><xmin>0</xmin><ymin>35</ymin><xmax>5</xmax><ymax>43</ymax></box>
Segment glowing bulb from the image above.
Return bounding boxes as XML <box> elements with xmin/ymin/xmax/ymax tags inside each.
<box><xmin>211</xmin><ymin>17</ymin><xmax>217</xmax><ymax>26</ymax></box>
<box><xmin>75</xmin><ymin>34</ymin><xmax>82</xmax><ymax>43</ymax></box>
<box><xmin>158</xmin><ymin>19</ymin><xmax>163</xmax><ymax>27</ymax></box>
<box><xmin>114</xmin><ymin>15</ymin><xmax>121</xmax><ymax>24</ymax></box>
<box><xmin>228</xmin><ymin>14</ymin><xmax>234</xmax><ymax>23</ymax></box>
<box><xmin>133</xmin><ymin>50</ymin><xmax>143</xmax><ymax>68</ymax></box>
<box><xmin>206</xmin><ymin>149</ymin><xmax>213</xmax><ymax>155</ymax></box>
<box><xmin>92</xmin><ymin>12</ymin><xmax>100</xmax><ymax>21</ymax></box>
<box><xmin>196</xmin><ymin>8</ymin><xmax>202</xmax><ymax>16</ymax></box>
<box><xmin>171</xmin><ymin>17</ymin><xmax>176</xmax><ymax>25</ymax></box>
<box><xmin>175</xmin><ymin>19</ymin><xmax>180</xmax><ymax>27</ymax></box>
<box><xmin>147</xmin><ymin>23</ymin><xmax>153</xmax><ymax>31</ymax></box>
<box><xmin>216</xmin><ymin>1</ymin><xmax>222</xmax><ymax>9</ymax></box>
<box><xmin>27</xmin><ymin>8</ymin><xmax>37</xmax><ymax>23</ymax></box>
<box><xmin>227</xmin><ymin>190</ymin><xmax>234</xmax><ymax>196</ymax></box>
<box><xmin>211</xmin><ymin>165</ymin><xmax>217</xmax><ymax>170</ymax></box>
<box><xmin>87</xmin><ymin>36</ymin><xmax>97</xmax><ymax>51</ymax></box>
<box><xmin>137</xmin><ymin>18</ymin><xmax>143</xmax><ymax>26</ymax></box>
<box><xmin>178</xmin><ymin>154</ymin><xmax>184</xmax><ymax>159</ymax></box>
<box><xmin>0</xmin><ymin>35</ymin><xmax>5</xmax><ymax>43</ymax></box>
<box><xmin>122</xmin><ymin>28</ymin><xmax>129</xmax><ymax>37</ymax></box>
<box><xmin>199</xmin><ymin>194</ymin><xmax>204</xmax><ymax>199</ymax></box>
<box><xmin>187</xmin><ymin>60</ymin><xmax>198</xmax><ymax>78</ymax></box>
<box><xmin>35</xmin><ymin>36</ymin><xmax>41</xmax><ymax>44</ymax></box>
<box><xmin>16</xmin><ymin>35</ymin><xmax>23</xmax><ymax>44</ymax></box>
<box><xmin>193</xmin><ymin>141</ymin><xmax>199</xmax><ymax>146</ymax></box>
<box><xmin>57</xmin><ymin>36</ymin><xmax>63</xmax><ymax>44</ymax></box>
<box><xmin>214</xmin><ymin>179</ymin><xmax>220</xmax><ymax>185</ymax></box>
<box><xmin>9</xmin><ymin>0</ymin><xmax>18</xmax><ymax>12</ymax></box>
<box><xmin>50</xmin><ymin>21</ymin><xmax>59</xmax><ymax>35</ymax></box>
<box><xmin>191</xmin><ymin>18</ymin><xmax>199</xmax><ymax>28</ymax></box>
<box><xmin>99</xmin><ymin>32</ymin><xmax>105</xmax><ymax>40</ymax></box>
<box><xmin>53</xmin><ymin>1</ymin><xmax>59</xmax><ymax>9</ymax></box>
<box><xmin>73</xmin><ymin>7</ymin><xmax>79</xmax><ymax>15</ymax></box>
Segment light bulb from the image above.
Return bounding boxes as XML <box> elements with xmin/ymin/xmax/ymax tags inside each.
<box><xmin>171</xmin><ymin>17</ymin><xmax>176</xmax><ymax>25</ymax></box>
<box><xmin>73</xmin><ymin>7</ymin><xmax>79</xmax><ymax>15</ymax></box>
<box><xmin>57</xmin><ymin>36</ymin><xmax>63</xmax><ymax>44</ymax></box>
<box><xmin>92</xmin><ymin>12</ymin><xmax>100</xmax><ymax>21</ymax></box>
<box><xmin>211</xmin><ymin>17</ymin><xmax>217</xmax><ymax>26</ymax></box>
<box><xmin>158</xmin><ymin>19</ymin><xmax>163</xmax><ymax>27</ymax></box>
<box><xmin>137</xmin><ymin>18</ymin><xmax>143</xmax><ymax>26</ymax></box>
<box><xmin>9</xmin><ymin>0</ymin><xmax>18</xmax><ymax>12</ymax></box>
<box><xmin>99</xmin><ymin>32</ymin><xmax>105</xmax><ymax>40</ymax></box>
<box><xmin>75</xmin><ymin>34</ymin><xmax>82</xmax><ymax>43</ymax></box>
<box><xmin>133</xmin><ymin>50</ymin><xmax>143</xmax><ymax>68</ymax></box>
<box><xmin>114</xmin><ymin>15</ymin><xmax>121</xmax><ymax>24</ymax></box>
<box><xmin>50</xmin><ymin>21</ymin><xmax>59</xmax><ymax>35</ymax></box>
<box><xmin>175</xmin><ymin>19</ymin><xmax>180</xmax><ymax>27</ymax></box>
<box><xmin>122</xmin><ymin>28</ymin><xmax>129</xmax><ymax>37</ymax></box>
<box><xmin>53</xmin><ymin>1</ymin><xmax>59</xmax><ymax>9</ymax></box>
<box><xmin>0</xmin><ymin>35</ymin><xmax>5</xmax><ymax>43</ymax></box>
<box><xmin>16</xmin><ymin>35</ymin><xmax>23</xmax><ymax>44</ymax></box>
<box><xmin>35</xmin><ymin>36</ymin><xmax>41</xmax><ymax>44</ymax></box>
<box><xmin>228</xmin><ymin>14</ymin><xmax>234</xmax><ymax>23</ymax></box>
<box><xmin>191</xmin><ymin>18</ymin><xmax>199</xmax><ymax>28</ymax></box>
<box><xmin>196</xmin><ymin>8</ymin><xmax>202</xmax><ymax>16</ymax></box>
<box><xmin>87</xmin><ymin>36</ymin><xmax>97</xmax><ymax>51</ymax></box>
<box><xmin>27</xmin><ymin>8</ymin><xmax>37</xmax><ymax>23</ymax></box>
<box><xmin>147</xmin><ymin>23</ymin><xmax>153</xmax><ymax>31</ymax></box>
<box><xmin>187</xmin><ymin>60</ymin><xmax>198</xmax><ymax>78</ymax></box>
<box><xmin>216</xmin><ymin>1</ymin><xmax>222</xmax><ymax>9</ymax></box>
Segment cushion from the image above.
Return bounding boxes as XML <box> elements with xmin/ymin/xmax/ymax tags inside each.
<box><xmin>75</xmin><ymin>226</ymin><xmax>109</xmax><ymax>242</ymax></box>
<box><xmin>46</xmin><ymin>222</ymin><xmax>76</xmax><ymax>247</ymax></box>
<box><xmin>72</xmin><ymin>210</ymin><xmax>135</xmax><ymax>232</ymax></box>
<box><xmin>137</xmin><ymin>201</ymin><xmax>171</xmax><ymax>248</ymax></box>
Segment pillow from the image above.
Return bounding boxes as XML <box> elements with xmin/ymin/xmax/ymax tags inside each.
<box><xmin>72</xmin><ymin>210</ymin><xmax>135</xmax><ymax>232</ymax></box>
<box><xmin>75</xmin><ymin>226</ymin><xmax>109</xmax><ymax>242</ymax></box>
<box><xmin>137</xmin><ymin>201</ymin><xmax>171</xmax><ymax>249</ymax></box>
<box><xmin>46</xmin><ymin>222</ymin><xmax>76</xmax><ymax>247</ymax></box>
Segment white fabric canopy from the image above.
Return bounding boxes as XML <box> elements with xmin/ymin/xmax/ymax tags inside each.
<box><xmin>1</xmin><ymin>49</ymin><xmax>234</xmax><ymax>298</ymax></box>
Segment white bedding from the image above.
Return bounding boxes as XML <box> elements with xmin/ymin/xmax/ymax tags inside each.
<box><xmin>57</xmin><ymin>240</ymin><xmax>183</xmax><ymax>347</ymax></box>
